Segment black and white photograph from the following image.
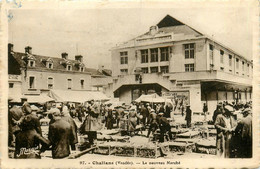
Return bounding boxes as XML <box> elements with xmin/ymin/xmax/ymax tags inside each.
<box><xmin>1</xmin><ymin>0</ymin><xmax>259</xmax><ymax>168</ymax></box>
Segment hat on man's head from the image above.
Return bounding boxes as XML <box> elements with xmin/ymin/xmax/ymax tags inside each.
<box><xmin>242</xmin><ymin>108</ymin><xmax>251</xmax><ymax>114</ymax></box>
<box><xmin>53</xmin><ymin>108</ymin><xmax>61</xmax><ymax>117</ymax></box>
<box><xmin>151</xmin><ymin>109</ymin><xmax>155</xmax><ymax>112</ymax></box>
<box><xmin>158</xmin><ymin>112</ymin><xmax>164</xmax><ymax>116</ymax></box>
<box><xmin>21</xmin><ymin>97</ymin><xmax>28</xmax><ymax>102</ymax></box>
<box><xmin>224</xmin><ymin>105</ymin><xmax>234</xmax><ymax>112</ymax></box>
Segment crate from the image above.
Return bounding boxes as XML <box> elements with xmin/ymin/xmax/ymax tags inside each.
<box><xmin>95</xmin><ymin>144</ymin><xmax>110</xmax><ymax>155</ymax></box>
<box><xmin>110</xmin><ymin>145</ymin><xmax>135</xmax><ymax>157</ymax></box>
<box><xmin>176</xmin><ymin>131</ymin><xmax>200</xmax><ymax>139</ymax></box>
<box><xmin>135</xmin><ymin>146</ymin><xmax>160</xmax><ymax>158</ymax></box>
<box><xmin>168</xmin><ymin>142</ymin><xmax>195</xmax><ymax>153</ymax></box>
<box><xmin>195</xmin><ymin>140</ymin><xmax>216</xmax><ymax>155</ymax></box>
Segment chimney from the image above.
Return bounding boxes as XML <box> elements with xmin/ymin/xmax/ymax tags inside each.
<box><xmin>75</xmin><ymin>55</ymin><xmax>83</xmax><ymax>62</ymax></box>
<box><xmin>61</xmin><ymin>52</ymin><xmax>68</xmax><ymax>59</ymax></box>
<box><xmin>8</xmin><ymin>43</ymin><xmax>13</xmax><ymax>53</ymax></box>
<box><xmin>25</xmin><ymin>46</ymin><xmax>32</xmax><ymax>54</ymax></box>
<box><xmin>149</xmin><ymin>25</ymin><xmax>158</xmax><ymax>35</ymax></box>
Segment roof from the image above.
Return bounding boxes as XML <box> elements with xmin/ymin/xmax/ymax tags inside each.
<box><xmin>9</xmin><ymin>51</ymin><xmax>106</xmax><ymax>76</ymax></box>
<box><xmin>140</xmin><ymin>25</ymin><xmax>203</xmax><ymax>38</ymax></box>
<box><xmin>102</xmin><ymin>69</ymin><xmax>112</xmax><ymax>76</ymax></box>
<box><xmin>157</xmin><ymin>14</ymin><xmax>185</xmax><ymax>28</ymax></box>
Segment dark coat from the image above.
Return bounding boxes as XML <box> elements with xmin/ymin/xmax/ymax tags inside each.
<box><xmin>80</xmin><ymin>109</ymin><xmax>102</xmax><ymax>133</ymax></box>
<box><xmin>15</xmin><ymin>129</ymin><xmax>49</xmax><ymax>159</ymax></box>
<box><xmin>24</xmin><ymin>114</ymin><xmax>42</xmax><ymax>136</ymax></box>
<box><xmin>235</xmin><ymin>115</ymin><xmax>252</xmax><ymax>158</ymax></box>
<box><xmin>157</xmin><ymin>116</ymin><xmax>170</xmax><ymax>128</ymax></box>
<box><xmin>106</xmin><ymin>110</ymin><xmax>113</xmax><ymax>130</ymax></box>
<box><xmin>212</xmin><ymin>108</ymin><xmax>222</xmax><ymax>123</ymax></box>
<box><xmin>140</xmin><ymin>107</ymin><xmax>149</xmax><ymax>118</ymax></box>
<box><xmin>164</xmin><ymin>105</ymin><xmax>171</xmax><ymax>118</ymax></box>
<box><xmin>185</xmin><ymin>108</ymin><xmax>192</xmax><ymax>121</ymax></box>
<box><xmin>9</xmin><ymin>106</ymin><xmax>23</xmax><ymax>133</ymax></box>
<box><xmin>48</xmin><ymin>119</ymin><xmax>74</xmax><ymax>159</ymax></box>
<box><xmin>61</xmin><ymin>116</ymin><xmax>78</xmax><ymax>144</ymax></box>
<box><xmin>22</xmin><ymin>102</ymin><xmax>32</xmax><ymax>114</ymax></box>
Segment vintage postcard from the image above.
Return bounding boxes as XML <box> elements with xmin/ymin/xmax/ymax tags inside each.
<box><xmin>0</xmin><ymin>0</ymin><xmax>259</xmax><ymax>168</ymax></box>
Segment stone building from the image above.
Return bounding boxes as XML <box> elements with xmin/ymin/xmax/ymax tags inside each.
<box><xmin>111</xmin><ymin>15</ymin><xmax>253</xmax><ymax>113</ymax></box>
<box><xmin>8</xmin><ymin>44</ymin><xmax>112</xmax><ymax>102</ymax></box>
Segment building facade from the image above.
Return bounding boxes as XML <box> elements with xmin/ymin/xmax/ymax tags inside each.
<box><xmin>111</xmin><ymin>15</ymin><xmax>253</xmax><ymax>114</ymax></box>
<box><xmin>8</xmin><ymin>44</ymin><xmax>112</xmax><ymax>101</ymax></box>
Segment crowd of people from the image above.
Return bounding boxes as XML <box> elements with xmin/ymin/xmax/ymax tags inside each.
<box><xmin>8</xmin><ymin>97</ymin><xmax>252</xmax><ymax>159</ymax></box>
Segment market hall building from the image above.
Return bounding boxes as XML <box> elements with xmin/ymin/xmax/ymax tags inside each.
<box><xmin>8</xmin><ymin>44</ymin><xmax>112</xmax><ymax>103</ymax></box>
<box><xmin>111</xmin><ymin>15</ymin><xmax>253</xmax><ymax>114</ymax></box>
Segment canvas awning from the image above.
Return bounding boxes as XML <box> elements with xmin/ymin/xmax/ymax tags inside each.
<box><xmin>9</xmin><ymin>94</ymin><xmax>55</xmax><ymax>103</ymax></box>
<box><xmin>135</xmin><ymin>93</ymin><xmax>164</xmax><ymax>103</ymax></box>
<box><xmin>48</xmin><ymin>89</ymin><xmax>110</xmax><ymax>103</ymax></box>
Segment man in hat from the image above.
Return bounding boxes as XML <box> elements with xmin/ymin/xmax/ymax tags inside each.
<box><xmin>147</xmin><ymin>109</ymin><xmax>158</xmax><ymax>139</ymax></box>
<box><xmin>18</xmin><ymin>100</ymin><xmax>42</xmax><ymax>136</ymax></box>
<box><xmin>185</xmin><ymin>105</ymin><xmax>192</xmax><ymax>128</ymax></box>
<box><xmin>15</xmin><ymin>115</ymin><xmax>50</xmax><ymax>159</ymax></box>
<box><xmin>48</xmin><ymin>109</ymin><xmax>75</xmax><ymax>159</ymax></box>
<box><xmin>128</xmin><ymin>107</ymin><xmax>138</xmax><ymax>136</ymax></box>
<box><xmin>8</xmin><ymin>102</ymin><xmax>23</xmax><ymax>147</ymax></box>
<box><xmin>79</xmin><ymin>103</ymin><xmax>101</xmax><ymax>146</ymax></box>
<box><xmin>157</xmin><ymin>112</ymin><xmax>172</xmax><ymax>142</ymax></box>
<box><xmin>235</xmin><ymin>108</ymin><xmax>252</xmax><ymax>158</ymax></box>
<box><xmin>212</xmin><ymin>103</ymin><xmax>223</xmax><ymax>124</ymax></box>
<box><xmin>214</xmin><ymin>105</ymin><xmax>237</xmax><ymax>158</ymax></box>
<box><xmin>61</xmin><ymin>108</ymin><xmax>78</xmax><ymax>149</ymax></box>
<box><xmin>21</xmin><ymin>98</ymin><xmax>32</xmax><ymax>115</ymax></box>
<box><xmin>140</xmin><ymin>104</ymin><xmax>149</xmax><ymax>127</ymax></box>
<box><xmin>203</xmin><ymin>103</ymin><xmax>208</xmax><ymax>121</ymax></box>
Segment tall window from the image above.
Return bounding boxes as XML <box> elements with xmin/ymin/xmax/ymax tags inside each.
<box><xmin>29</xmin><ymin>76</ymin><xmax>35</xmax><ymax>89</ymax></box>
<box><xmin>242</xmin><ymin>61</ymin><xmax>245</xmax><ymax>71</ymax></box>
<box><xmin>47</xmin><ymin>62</ymin><xmax>53</xmax><ymax>69</ymax></box>
<box><xmin>160</xmin><ymin>47</ymin><xmax>169</xmax><ymax>61</ymax></box>
<box><xmin>185</xmin><ymin>64</ymin><xmax>194</xmax><ymax>72</ymax></box>
<box><xmin>236</xmin><ymin>58</ymin><xmax>239</xmax><ymax>69</ymax></box>
<box><xmin>150</xmin><ymin>48</ymin><xmax>158</xmax><ymax>62</ymax></box>
<box><xmin>209</xmin><ymin>44</ymin><xmax>214</xmax><ymax>65</ymax></box>
<box><xmin>79</xmin><ymin>67</ymin><xmax>84</xmax><ymax>72</ymax></box>
<box><xmin>160</xmin><ymin>66</ymin><xmax>169</xmax><ymax>73</ymax></box>
<box><xmin>120</xmin><ymin>69</ymin><xmax>128</xmax><ymax>75</ymax></box>
<box><xmin>67</xmin><ymin>65</ymin><xmax>72</xmax><ymax>71</ymax></box>
<box><xmin>67</xmin><ymin>79</ymin><xmax>72</xmax><ymax>90</ymax></box>
<box><xmin>184</xmin><ymin>43</ymin><xmax>195</xmax><ymax>59</ymax></box>
<box><xmin>9</xmin><ymin>83</ymin><xmax>14</xmax><ymax>88</ymax></box>
<box><xmin>229</xmin><ymin>55</ymin><xmax>232</xmax><ymax>67</ymax></box>
<box><xmin>220</xmin><ymin>50</ymin><xmax>224</xmax><ymax>63</ymax></box>
<box><xmin>141</xmin><ymin>67</ymin><xmax>148</xmax><ymax>73</ymax></box>
<box><xmin>141</xmin><ymin>50</ymin><xmax>148</xmax><ymax>63</ymax></box>
<box><xmin>150</xmin><ymin>67</ymin><xmax>158</xmax><ymax>73</ymax></box>
<box><xmin>47</xmin><ymin>77</ymin><xmax>53</xmax><ymax>89</ymax></box>
<box><xmin>80</xmin><ymin>79</ymin><xmax>84</xmax><ymax>89</ymax></box>
<box><xmin>28</xmin><ymin>60</ymin><xmax>35</xmax><ymax>67</ymax></box>
<box><xmin>120</xmin><ymin>51</ymin><xmax>128</xmax><ymax>64</ymax></box>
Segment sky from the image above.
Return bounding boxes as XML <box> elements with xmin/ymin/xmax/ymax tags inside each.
<box><xmin>7</xmin><ymin>1</ymin><xmax>256</xmax><ymax>69</ymax></box>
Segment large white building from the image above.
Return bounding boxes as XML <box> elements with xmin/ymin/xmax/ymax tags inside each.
<box><xmin>111</xmin><ymin>15</ymin><xmax>253</xmax><ymax>114</ymax></box>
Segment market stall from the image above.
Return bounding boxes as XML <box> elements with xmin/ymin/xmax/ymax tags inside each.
<box><xmin>48</xmin><ymin>89</ymin><xmax>110</xmax><ymax>103</ymax></box>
